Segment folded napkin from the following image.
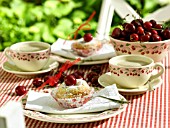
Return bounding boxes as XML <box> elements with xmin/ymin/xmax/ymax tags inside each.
<box><xmin>51</xmin><ymin>38</ymin><xmax>116</xmax><ymax>61</ymax></box>
<box><xmin>25</xmin><ymin>85</ymin><xmax>127</xmax><ymax>114</ymax></box>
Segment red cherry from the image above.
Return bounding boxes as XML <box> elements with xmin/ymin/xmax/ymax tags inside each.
<box><xmin>64</xmin><ymin>74</ymin><xmax>77</xmax><ymax>86</ymax></box>
<box><xmin>124</xmin><ymin>23</ymin><xmax>136</xmax><ymax>33</ymax></box>
<box><xmin>130</xmin><ymin>33</ymin><xmax>139</xmax><ymax>41</ymax></box>
<box><xmin>162</xmin><ymin>28</ymin><xmax>170</xmax><ymax>39</ymax></box>
<box><xmin>145</xmin><ymin>31</ymin><xmax>152</xmax><ymax>36</ymax></box>
<box><xmin>131</xmin><ymin>19</ymin><xmax>142</xmax><ymax>27</ymax></box>
<box><xmin>150</xmin><ymin>20</ymin><xmax>157</xmax><ymax>27</ymax></box>
<box><xmin>91</xmin><ymin>65</ymin><xmax>101</xmax><ymax>73</ymax></box>
<box><xmin>121</xmin><ymin>30</ymin><xmax>129</xmax><ymax>40</ymax></box>
<box><xmin>71</xmin><ymin>72</ymin><xmax>84</xmax><ymax>79</ymax></box>
<box><xmin>111</xmin><ymin>28</ymin><xmax>122</xmax><ymax>39</ymax></box>
<box><xmin>15</xmin><ymin>86</ymin><xmax>27</xmax><ymax>96</ymax></box>
<box><xmin>33</xmin><ymin>78</ymin><xmax>43</xmax><ymax>87</ymax></box>
<box><xmin>91</xmin><ymin>76</ymin><xmax>99</xmax><ymax>85</ymax></box>
<box><xmin>83</xmin><ymin>33</ymin><xmax>93</xmax><ymax>42</ymax></box>
<box><xmin>151</xmin><ymin>34</ymin><xmax>162</xmax><ymax>41</ymax></box>
<box><xmin>151</xmin><ymin>29</ymin><xmax>158</xmax><ymax>35</ymax></box>
<box><xmin>140</xmin><ymin>35</ymin><xmax>150</xmax><ymax>42</ymax></box>
<box><xmin>87</xmin><ymin>71</ymin><xmax>98</xmax><ymax>82</ymax></box>
<box><xmin>143</xmin><ymin>21</ymin><xmax>152</xmax><ymax>31</ymax></box>
<box><xmin>136</xmin><ymin>19</ymin><xmax>143</xmax><ymax>25</ymax></box>
<box><xmin>137</xmin><ymin>26</ymin><xmax>144</xmax><ymax>35</ymax></box>
<box><xmin>154</xmin><ymin>24</ymin><xmax>163</xmax><ymax>30</ymax></box>
<box><xmin>122</xmin><ymin>23</ymin><xmax>128</xmax><ymax>29</ymax></box>
<box><xmin>74</xmin><ymin>70</ymin><xmax>84</xmax><ymax>77</ymax></box>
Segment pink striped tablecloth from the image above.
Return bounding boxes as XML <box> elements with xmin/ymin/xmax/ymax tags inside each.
<box><xmin>0</xmin><ymin>52</ymin><xmax>169</xmax><ymax>128</ymax></box>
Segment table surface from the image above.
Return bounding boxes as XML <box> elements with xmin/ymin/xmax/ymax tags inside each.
<box><xmin>0</xmin><ymin>52</ymin><xmax>169</xmax><ymax>128</ymax></box>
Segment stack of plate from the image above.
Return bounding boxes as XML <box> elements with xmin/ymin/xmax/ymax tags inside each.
<box><xmin>51</xmin><ymin>38</ymin><xmax>116</xmax><ymax>65</ymax></box>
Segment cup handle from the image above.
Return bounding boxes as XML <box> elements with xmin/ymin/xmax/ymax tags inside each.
<box><xmin>149</xmin><ymin>62</ymin><xmax>165</xmax><ymax>81</ymax></box>
<box><xmin>4</xmin><ymin>47</ymin><xmax>14</xmax><ymax>63</ymax></box>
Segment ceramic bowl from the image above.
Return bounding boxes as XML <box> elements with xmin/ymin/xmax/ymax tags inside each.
<box><xmin>110</xmin><ymin>37</ymin><xmax>170</xmax><ymax>62</ymax></box>
<box><xmin>4</xmin><ymin>41</ymin><xmax>51</xmax><ymax>71</ymax></box>
<box><xmin>109</xmin><ymin>55</ymin><xmax>164</xmax><ymax>89</ymax></box>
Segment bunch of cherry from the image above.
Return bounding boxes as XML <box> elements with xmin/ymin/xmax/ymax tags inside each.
<box><xmin>15</xmin><ymin>65</ymin><xmax>102</xmax><ymax>96</ymax></box>
<box><xmin>33</xmin><ymin>65</ymin><xmax>102</xmax><ymax>86</ymax></box>
<box><xmin>111</xmin><ymin>19</ymin><xmax>170</xmax><ymax>42</ymax></box>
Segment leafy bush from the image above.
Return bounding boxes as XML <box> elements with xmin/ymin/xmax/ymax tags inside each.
<box><xmin>0</xmin><ymin>0</ymin><xmax>169</xmax><ymax>51</ymax></box>
<box><xmin>0</xmin><ymin>0</ymin><xmax>101</xmax><ymax>51</ymax></box>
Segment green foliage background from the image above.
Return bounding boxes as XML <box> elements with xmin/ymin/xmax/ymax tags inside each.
<box><xmin>0</xmin><ymin>0</ymin><xmax>169</xmax><ymax>51</ymax></box>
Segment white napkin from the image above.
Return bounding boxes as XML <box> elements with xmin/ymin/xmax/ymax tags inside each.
<box><xmin>51</xmin><ymin>38</ymin><xmax>116</xmax><ymax>61</ymax></box>
<box><xmin>25</xmin><ymin>85</ymin><xmax>127</xmax><ymax>114</ymax></box>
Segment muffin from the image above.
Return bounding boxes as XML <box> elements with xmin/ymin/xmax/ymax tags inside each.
<box><xmin>71</xmin><ymin>33</ymin><xmax>102</xmax><ymax>57</ymax></box>
<box><xmin>51</xmin><ymin>79</ymin><xmax>94</xmax><ymax>108</ymax></box>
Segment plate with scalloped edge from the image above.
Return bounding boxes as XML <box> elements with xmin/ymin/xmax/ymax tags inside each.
<box><xmin>98</xmin><ymin>72</ymin><xmax>162</xmax><ymax>95</ymax></box>
<box><xmin>22</xmin><ymin>89</ymin><xmax>127</xmax><ymax>124</ymax></box>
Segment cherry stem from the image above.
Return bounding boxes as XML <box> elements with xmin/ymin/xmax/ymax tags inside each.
<box><xmin>68</xmin><ymin>11</ymin><xmax>96</xmax><ymax>40</ymax></box>
<box><xmin>37</xmin><ymin>58</ymin><xmax>81</xmax><ymax>90</ymax></box>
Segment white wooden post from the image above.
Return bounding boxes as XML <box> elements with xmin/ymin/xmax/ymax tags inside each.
<box><xmin>96</xmin><ymin>0</ymin><xmax>114</xmax><ymax>40</ymax></box>
<box><xmin>0</xmin><ymin>101</ymin><xmax>25</xmax><ymax>128</ymax></box>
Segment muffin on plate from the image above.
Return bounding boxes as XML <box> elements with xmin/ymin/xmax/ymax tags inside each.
<box><xmin>71</xmin><ymin>33</ymin><xmax>102</xmax><ymax>57</ymax></box>
<box><xmin>51</xmin><ymin>75</ymin><xmax>94</xmax><ymax>108</ymax></box>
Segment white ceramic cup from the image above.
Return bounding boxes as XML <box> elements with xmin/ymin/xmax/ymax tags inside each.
<box><xmin>4</xmin><ymin>41</ymin><xmax>51</xmax><ymax>72</ymax></box>
<box><xmin>109</xmin><ymin>55</ymin><xmax>164</xmax><ymax>89</ymax></box>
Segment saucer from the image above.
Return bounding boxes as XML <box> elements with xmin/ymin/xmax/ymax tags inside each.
<box><xmin>98</xmin><ymin>72</ymin><xmax>162</xmax><ymax>95</ymax></box>
<box><xmin>2</xmin><ymin>56</ymin><xmax>59</xmax><ymax>78</ymax></box>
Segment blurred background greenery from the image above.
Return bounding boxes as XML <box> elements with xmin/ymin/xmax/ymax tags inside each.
<box><xmin>0</xmin><ymin>0</ymin><xmax>169</xmax><ymax>51</ymax></box>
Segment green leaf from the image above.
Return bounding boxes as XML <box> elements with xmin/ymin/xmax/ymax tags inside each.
<box><xmin>53</xmin><ymin>25</ymin><xmax>73</xmax><ymax>39</ymax></box>
<box><xmin>71</xmin><ymin>10</ymin><xmax>87</xmax><ymax>19</ymax></box>
<box><xmin>58</xmin><ymin>18</ymin><xmax>73</xmax><ymax>28</ymax></box>
<box><xmin>28</xmin><ymin>23</ymin><xmax>44</xmax><ymax>33</ymax></box>
<box><xmin>0</xmin><ymin>7</ymin><xmax>13</xmax><ymax>18</ymax></box>
<box><xmin>141</xmin><ymin>45</ymin><xmax>147</xmax><ymax>48</ymax></box>
<box><xmin>138</xmin><ymin>49</ymin><xmax>143</xmax><ymax>52</ymax></box>
<box><xmin>10</xmin><ymin>0</ymin><xmax>27</xmax><ymax>19</ymax></box>
<box><xmin>153</xmin><ymin>46</ymin><xmax>158</xmax><ymax>49</ymax></box>
<box><xmin>126</xmin><ymin>43</ymin><xmax>131</xmax><ymax>46</ymax></box>
<box><xmin>42</xmin><ymin>25</ymin><xmax>56</xmax><ymax>43</ymax></box>
<box><xmin>30</xmin><ymin>6</ymin><xmax>44</xmax><ymax>21</ymax></box>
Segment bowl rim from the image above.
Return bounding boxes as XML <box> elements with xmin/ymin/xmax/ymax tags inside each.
<box><xmin>109</xmin><ymin>54</ymin><xmax>155</xmax><ymax>68</ymax></box>
<box><xmin>110</xmin><ymin>36</ymin><xmax>170</xmax><ymax>44</ymax></box>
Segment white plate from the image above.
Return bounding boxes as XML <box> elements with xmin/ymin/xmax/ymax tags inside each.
<box><xmin>22</xmin><ymin>91</ymin><xmax>127</xmax><ymax>124</ymax></box>
<box><xmin>23</xmin><ymin>105</ymin><xmax>126</xmax><ymax>123</ymax></box>
<box><xmin>98</xmin><ymin>72</ymin><xmax>162</xmax><ymax>95</ymax></box>
<box><xmin>51</xmin><ymin>55</ymin><xmax>109</xmax><ymax>65</ymax></box>
<box><xmin>2</xmin><ymin>56</ymin><xmax>59</xmax><ymax>78</ymax></box>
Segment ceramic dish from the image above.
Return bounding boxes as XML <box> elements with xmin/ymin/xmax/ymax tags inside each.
<box><xmin>51</xmin><ymin>55</ymin><xmax>109</xmax><ymax>65</ymax></box>
<box><xmin>2</xmin><ymin>56</ymin><xmax>59</xmax><ymax>78</ymax></box>
<box><xmin>22</xmin><ymin>92</ymin><xmax>127</xmax><ymax>124</ymax></box>
<box><xmin>98</xmin><ymin>72</ymin><xmax>162</xmax><ymax>95</ymax></box>
<box><xmin>23</xmin><ymin>106</ymin><xmax>126</xmax><ymax>123</ymax></box>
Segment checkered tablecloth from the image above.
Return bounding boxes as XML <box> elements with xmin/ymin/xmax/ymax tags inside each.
<box><xmin>0</xmin><ymin>52</ymin><xmax>169</xmax><ymax>128</ymax></box>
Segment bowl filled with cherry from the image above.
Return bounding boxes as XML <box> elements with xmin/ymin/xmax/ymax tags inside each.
<box><xmin>110</xmin><ymin>19</ymin><xmax>170</xmax><ymax>62</ymax></box>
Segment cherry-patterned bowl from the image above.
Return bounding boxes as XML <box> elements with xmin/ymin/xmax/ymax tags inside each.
<box><xmin>110</xmin><ymin>37</ymin><xmax>170</xmax><ymax>62</ymax></box>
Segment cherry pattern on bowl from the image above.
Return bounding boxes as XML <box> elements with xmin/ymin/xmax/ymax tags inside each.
<box><xmin>110</xmin><ymin>38</ymin><xmax>170</xmax><ymax>62</ymax></box>
<box><xmin>112</xmin><ymin>40</ymin><xmax>168</xmax><ymax>55</ymax></box>
<box><xmin>109</xmin><ymin>65</ymin><xmax>153</xmax><ymax>77</ymax></box>
<box><xmin>10</xmin><ymin>50</ymin><xmax>50</xmax><ymax>61</ymax></box>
